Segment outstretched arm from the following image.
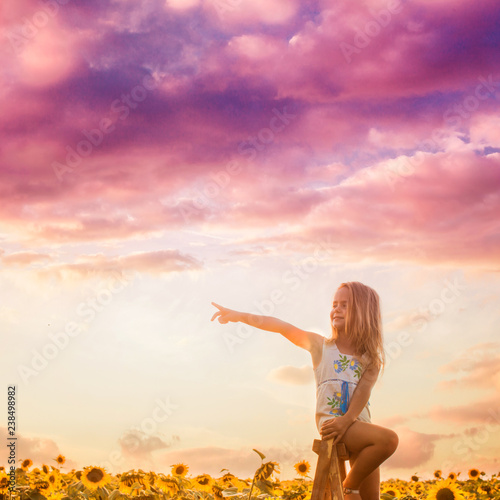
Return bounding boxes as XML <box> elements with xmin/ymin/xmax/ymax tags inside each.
<box><xmin>211</xmin><ymin>302</ymin><xmax>324</xmax><ymax>356</ymax></box>
<box><xmin>320</xmin><ymin>364</ymin><xmax>380</xmax><ymax>442</ymax></box>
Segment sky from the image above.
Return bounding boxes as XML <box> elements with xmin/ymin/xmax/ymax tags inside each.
<box><xmin>1</xmin><ymin>0</ymin><xmax>500</xmax><ymax>483</ymax></box>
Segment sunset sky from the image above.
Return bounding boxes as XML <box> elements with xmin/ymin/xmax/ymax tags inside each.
<box><xmin>1</xmin><ymin>0</ymin><xmax>500</xmax><ymax>482</ymax></box>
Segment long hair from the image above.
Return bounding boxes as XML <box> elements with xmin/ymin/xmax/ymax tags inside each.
<box><xmin>327</xmin><ymin>281</ymin><xmax>385</xmax><ymax>372</ymax></box>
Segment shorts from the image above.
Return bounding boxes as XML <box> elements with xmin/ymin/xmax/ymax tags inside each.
<box><xmin>316</xmin><ymin>404</ymin><xmax>371</xmax><ymax>432</ymax></box>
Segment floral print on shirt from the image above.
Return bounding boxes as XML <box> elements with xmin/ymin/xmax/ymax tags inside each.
<box><xmin>326</xmin><ymin>355</ymin><xmax>363</xmax><ymax>415</ymax></box>
<box><xmin>336</xmin><ymin>354</ymin><xmax>362</xmax><ymax>379</ymax></box>
<box><xmin>327</xmin><ymin>392</ymin><xmax>342</xmax><ymax>414</ymax></box>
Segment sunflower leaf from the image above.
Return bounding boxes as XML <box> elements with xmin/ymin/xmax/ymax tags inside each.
<box><xmin>222</xmin><ymin>487</ymin><xmax>239</xmax><ymax>497</ymax></box>
<box><xmin>108</xmin><ymin>490</ymin><xmax>122</xmax><ymax>500</ymax></box>
<box><xmin>255</xmin><ymin>479</ymin><xmax>274</xmax><ymax>495</ymax></box>
<box><xmin>27</xmin><ymin>492</ymin><xmax>47</xmax><ymax>500</ymax></box>
<box><xmin>381</xmin><ymin>494</ymin><xmax>396</xmax><ymax>500</ymax></box>
<box><xmin>252</xmin><ymin>449</ymin><xmax>266</xmax><ymax>461</ymax></box>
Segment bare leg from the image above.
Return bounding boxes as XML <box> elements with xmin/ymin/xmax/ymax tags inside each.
<box><xmin>341</xmin><ymin>421</ymin><xmax>398</xmax><ymax>494</ymax></box>
<box><xmin>359</xmin><ymin>467</ymin><xmax>380</xmax><ymax>500</ymax></box>
<box><xmin>348</xmin><ymin>453</ymin><xmax>380</xmax><ymax>500</ymax></box>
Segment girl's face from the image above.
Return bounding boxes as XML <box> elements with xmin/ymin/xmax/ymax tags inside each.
<box><xmin>330</xmin><ymin>286</ymin><xmax>349</xmax><ymax>332</ymax></box>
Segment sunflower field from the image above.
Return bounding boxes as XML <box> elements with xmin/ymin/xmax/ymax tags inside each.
<box><xmin>2</xmin><ymin>452</ymin><xmax>499</xmax><ymax>500</ymax></box>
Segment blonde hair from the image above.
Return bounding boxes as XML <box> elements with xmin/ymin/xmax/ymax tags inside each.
<box><xmin>328</xmin><ymin>281</ymin><xmax>385</xmax><ymax>372</ymax></box>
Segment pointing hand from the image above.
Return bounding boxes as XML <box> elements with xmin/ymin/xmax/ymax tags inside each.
<box><xmin>210</xmin><ymin>302</ymin><xmax>240</xmax><ymax>324</ymax></box>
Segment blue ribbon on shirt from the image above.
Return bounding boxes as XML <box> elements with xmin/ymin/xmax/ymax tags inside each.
<box><xmin>340</xmin><ymin>380</ymin><xmax>349</xmax><ymax>415</ymax></box>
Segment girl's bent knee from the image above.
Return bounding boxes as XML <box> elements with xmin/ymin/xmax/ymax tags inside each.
<box><xmin>376</xmin><ymin>428</ymin><xmax>398</xmax><ymax>456</ymax></box>
<box><xmin>385</xmin><ymin>430</ymin><xmax>399</xmax><ymax>455</ymax></box>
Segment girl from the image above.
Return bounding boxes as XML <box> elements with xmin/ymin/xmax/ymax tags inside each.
<box><xmin>211</xmin><ymin>281</ymin><xmax>398</xmax><ymax>500</ymax></box>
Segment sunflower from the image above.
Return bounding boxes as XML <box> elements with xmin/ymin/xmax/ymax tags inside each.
<box><xmin>54</xmin><ymin>455</ymin><xmax>66</xmax><ymax>466</ymax></box>
<box><xmin>81</xmin><ymin>466</ymin><xmax>111</xmax><ymax>491</ymax></box>
<box><xmin>171</xmin><ymin>463</ymin><xmax>189</xmax><ymax>477</ymax></box>
<box><xmin>447</xmin><ymin>473</ymin><xmax>458</xmax><ymax>481</ymax></box>
<box><xmin>220</xmin><ymin>472</ymin><xmax>246</xmax><ymax>490</ymax></box>
<box><xmin>220</xmin><ymin>472</ymin><xmax>237</xmax><ymax>486</ymax></box>
<box><xmin>192</xmin><ymin>474</ymin><xmax>214</xmax><ymax>492</ymax></box>
<box><xmin>294</xmin><ymin>461</ymin><xmax>311</xmax><ymax>478</ymax></box>
<box><xmin>212</xmin><ymin>483</ymin><xmax>224</xmax><ymax>500</ymax></box>
<box><xmin>427</xmin><ymin>479</ymin><xmax>465</xmax><ymax>500</ymax></box>
<box><xmin>42</xmin><ymin>465</ymin><xmax>51</xmax><ymax>475</ymax></box>
<box><xmin>255</xmin><ymin>461</ymin><xmax>280</xmax><ymax>481</ymax></box>
<box><xmin>119</xmin><ymin>470</ymin><xmax>147</xmax><ymax>495</ymax></box>
<box><xmin>46</xmin><ymin>470</ymin><xmax>63</xmax><ymax>491</ymax></box>
<box><xmin>468</xmin><ymin>469</ymin><xmax>480</xmax><ymax>480</ymax></box>
<box><xmin>480</xmin><ymin>484</ymin><xmax>492</xmax><ymax>494</ymax></box>
<box><xmin>156</xmin><ymin>474</ymin><xmax>179</xmax><ymax>495</ymax></box>
<box><xmin>149</xmin><ymin>472</ymin><xmax>159</xmax><ymax>489</ymax></box>
<box><xmin>434</xmin><ymin>470</ymin><xmax>442</xmax><ymax>479</ymax></box>
<box><xmin>21</xmin><ymin>459</ymin><xmax>33</xmax><ymax>471</ymax></box>
<box><xmin>31</xmin><ymin>477</ymin><xmax>52</xmax><ymax>494</ymax></box>
<box><xmin>408</xmin><ymin>480</ymin><xmax>425</xmax><ymax>497</ymax></box>
<box><xmin>0</xmin><ymin>472</ymin><xmax>9</xmax><ymax>493</ymax></box>
<box><xmin>411</xmin><ymin>476</ymin><xmax>419</xmax><ymax>482</ymax></box>
<box><xmin>382</xmin><ymin>485</ymin><xmax>402</xmax><ymax>497</ymax></box>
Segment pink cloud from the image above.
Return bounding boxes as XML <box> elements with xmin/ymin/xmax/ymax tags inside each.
<box><xmin>426</xmin><ymin>396</ymin><xmax>500</xmax><ymax>426</ymax></box>
<box><xmin>227</xmin><ymin>34</ymin><xmax>288</xmax><ymax>66</ymax></box>
<box><xmin>1</xmin><ymin>140</ymin><xmax>498</xmax><ymax>271</ymax></box>
<box><xmin>470</xmin><ymin>114</ymin><xmax>500</xmax><ymax>147</ymax></box>
<box><xmin>267</xmin><ymin>365</ymin><xmax>314</xmax><ymax>385</ymax></box>
<box><xmin>384</xmin><ymin>427</ymin><xmax>445</xmax><ymax>469</ymax></box>
<box><xmin>383</xmin><ymin>312</ymin><xmax>418</xmax><ymax>334</ymax></box>
<box><xmin>0</xmin><ymin>426</ymin><xmax>75</xmax><ymax>469</ymax></box>
<box><xmin>377</xmin><ymin>415</ymin><xmax>412</xmax><ymax>428</ymax></box>
<box><xmin>264</xmin><ymin>0</ymin><xmax>500</xmax><ymax>101</ymax></box>
<box><xmin>438</xmin><ymin>343</ymin><xmax>500</xmax><ymax>391</ymax></box>
<box><xmin>167</xmin><ymin>0</ymin><xmax>201</xmax><ymax>11</ymax></box>
<box><xmin>0</xmin><ymin>0</ymin><xmax>498</xmax><ymax>273</ymax></box>
<box><xmin>41</xmin><ymin>250</ymin><xmax>202</xmax><ymax>279</ymax></box>
<box><xmin>0</xmin><ymin>250</ymin><xmax>52</xmax><ymax>266</ymax></box>
<box><xmin>205</xmin><ymin>0</ymin><xmax>299</xmax><ymax>27</ymax></box>
<box><xmin>16</xmin><ymin>28</ymin><xmax>78</xmax><ymax>88</ymax></box>
<box><xmin>225</xmin><ymin>149</ymin><xmax>500</xmax><ymax>268</ymax></box>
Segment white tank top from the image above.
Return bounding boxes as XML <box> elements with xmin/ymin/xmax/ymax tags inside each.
<box><xmin>314</xmin><ymin>338</ymin><xmax>371</xmax><ymax>431</ymax></box>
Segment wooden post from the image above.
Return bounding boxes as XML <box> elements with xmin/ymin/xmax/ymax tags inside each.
<box><xmin>311</xmin><ymin>439</ymin><xmax>349</xmax><ymax>500</ymax></box>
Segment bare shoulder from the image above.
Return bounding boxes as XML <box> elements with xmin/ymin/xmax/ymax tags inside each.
<box><xmin>293</xmin><ymin>327</ymin><xmax>324</xmax><ymax>349</ymax></box>
<box><xmin>281</xmin><ymin>325</ymin><xmax>325</xmax><ymax>354</ymax></box>
<box><xmin>305</xmin><ymin>330</ymin><xmax>325</xmax><ymax>350</ymax></box>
